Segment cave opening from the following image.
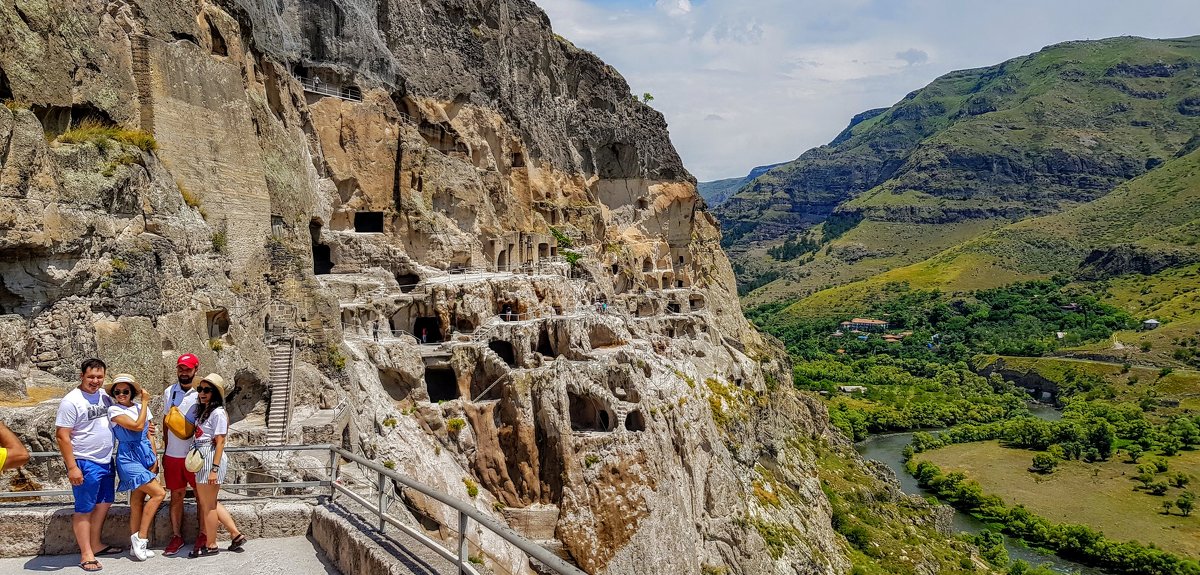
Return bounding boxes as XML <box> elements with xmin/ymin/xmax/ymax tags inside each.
<box><xmin>395</xmin><ymin>272</ymin><xmax>420</xmax><ymax>292</ymax></box>
<box><xmin>310</xmin><ymin>221</ymin><xmax>333</xmax><ymax>275</ymax></box>
<box><xmin>667</xmin><ymin>303</ymin><xmax>681</xmax><ymax>314</ymax></box>
<box><xmin>610</xmin><ymin>263</ymin><xmax>619</xmax><ymax>275</ymax></box>
<box><xmin>488</xmin><ymin>340</ymin><xmax>516</xmax><ymax>367</ymax></box>
<box><xmin>537</xmin><ymin>327</ymin><xmax>556</xmax><ymax>358</ymax></box>
<box><xmin>690</xmin><ymin>296</ymin><xmax>705</xmax><ymax>311</ymax></box>
<box><xmin>625</xmin><ymin>410</ymin><xmax>646</xmax><ymax>432</ymax></box>
<box><xmin>207</xmin><ymin>18</ymin><xmax>228</xmax><ymax>56</ymax></box>
<box><xmin>354</xmin><ymin>211</ymin><xmax>384</xmax><ymax>233</ymax></box>
<box><xmin>636</xmin><ymin>197</ymin><xmax>648</xmax><ymax>210</ymax></box>
<box><xmin>0</xmin><ymin>67</ymin><xmax>11</xmax><ymax>100</ymax></box>
<box><xmin>568</xmin><ymin>392</ymin><xmax>615</xmax><ymax>432</ymax></box>
<box><xmin>413</xmin><ymin>317</ymin><xmax>443</xmax><ymax>343</ymax></box>
<box><xmin>642</xmin><ymin>258</ymin><xmax>652</xmax><ymax>272</ymax></box>
<box><xmin>206</xmin><ymin>308</ymin><xmax>230</xmax><ymax>339</ymax></box>
<box><xmin>538</xmin><ymin>242</ymin><xmax>549</xmax><ymax>259</ymax></box>
<box><xmin>424</xmin><ymin>367</ymin><xmax>459</xmax><ymax>402</ymax></box>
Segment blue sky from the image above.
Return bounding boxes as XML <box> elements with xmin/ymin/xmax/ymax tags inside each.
<box><xmin>533</xmin><ymin>0</ymin><xmax>1200</xmax><ymax>181</ymax></box>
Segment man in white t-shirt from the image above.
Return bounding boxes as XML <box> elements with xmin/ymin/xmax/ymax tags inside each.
<box><xmin>55</xmin><ymin>358</ymin><xmax>119</xmax><ymax>572</ymax></box>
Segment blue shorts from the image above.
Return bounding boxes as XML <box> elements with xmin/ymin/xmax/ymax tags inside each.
<box><xmin>72</xmin><ymin>459</ymin><xmax>116</xmax><ymax>513</ymax></box>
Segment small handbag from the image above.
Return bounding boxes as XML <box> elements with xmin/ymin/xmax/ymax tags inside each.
<box><xmin>184</xmin><ymin>446</ymin><xmax>204</xmax><ymax>473</ymax></box>
<box><xmin>165</xmin><ymin>405</ymin><xmax>196</xmax><ymax>440</ymax></box>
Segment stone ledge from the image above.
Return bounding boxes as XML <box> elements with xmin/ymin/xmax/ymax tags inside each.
<box><xmin>0</xmin><ymin>498</ymin><xmax>313</xmax><ymax>557</ymax></box>
<box><xmin>310</xmin><ymin>504</ymin><xmax>455</xmax><ymax>575</ymax></box>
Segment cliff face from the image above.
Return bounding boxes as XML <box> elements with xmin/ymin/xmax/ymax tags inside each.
<box><xmin>0</xmin><ymin>1</ymin><xmax>856</xmax><ymax>573</ymax></box>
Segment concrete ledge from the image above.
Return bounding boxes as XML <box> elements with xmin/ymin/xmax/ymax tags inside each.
<box><xmin>0</xmin><ymin>499</ymin><xmax>313</xmax><ymax>557</ymax></box>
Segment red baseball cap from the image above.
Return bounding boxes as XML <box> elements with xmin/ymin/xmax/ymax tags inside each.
<box><xmin>177</xmin><ymin>354</ymin><xmax>200</xmax><ymax>369</ymax></box>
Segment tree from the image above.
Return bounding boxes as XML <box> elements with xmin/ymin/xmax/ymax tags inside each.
<box><xmin>1126</xmin><ymin>444</ymin><xmax>1144</xmax><ymax>463</ymax></box>
<box><xmin>1031</xmin><ymin>453</ymin><xmax>1058</xmax><ymax>474</ymax></box>
<box><xmin>1178</xmin><ymin>491</ymin><xmax>1195</xmax><ymax>516</ymax></box>
<box><xmin>641</xmin><ymin>92</ymin><xmax>654</xmax><ymax>103</ymax></box>
<box><xmin>1149</xmin><ymin>481</ymin><xmax>1170</xmax><ymax>496</ymax></box>
<box><xmin>1162</xmin><ymin>500</ymin><xmax>1176</xmax><ymax>515</ymax></box>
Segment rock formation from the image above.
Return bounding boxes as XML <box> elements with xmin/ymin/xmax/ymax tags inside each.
<box><xmin>0</xmin><ymin>1</ymin><xmax>875</xmax><ymax>573</ymax></box>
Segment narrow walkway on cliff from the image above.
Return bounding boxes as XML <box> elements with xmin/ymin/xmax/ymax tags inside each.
<box><xmin>0</xmin><ymin>446</ymin><xmax>585</xmax><ymax>575</ymax></box>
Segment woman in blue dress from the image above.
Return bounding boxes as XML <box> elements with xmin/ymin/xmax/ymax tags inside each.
<box><xmin>107</xmin><ymin>374</ymin><xmax>165</xmax><ymax>561</ymax></box>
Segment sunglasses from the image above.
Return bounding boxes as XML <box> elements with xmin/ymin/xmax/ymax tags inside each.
<box><xmin>197</xmin><ymin>387</ymin><xmax>216</xmax><ymax>394</ymax></box>
<box><xmin>112</xmin><ymin>388</ymin><xmax>134</xmax><ymax>396</ymax></box>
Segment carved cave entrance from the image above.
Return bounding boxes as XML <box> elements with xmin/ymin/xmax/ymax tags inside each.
<box><xmin>625</xmin><ymin>410</ymin><xmax>646</xmax><ymax>432</ymax></box>
<box><xmin>536</xmin><ymin>328</ymin><xmax>557</xmax><ymax>358</ymax></box>
<box><xmin>488</xmin><ymin>340</ymin><xmax>516</xmax><ymax>367</ymax></box>
<box><xmin>413</xmin><ymin>317</ymin><xmax>443</xmax><ymax>343</ymax></box>
<box><xmin>354</xmin><ymin>212</ymin><xmax>384</xmax><ymax>233</ymax></box>
<box><xmin>310</xmin><ymin>221</ymin><xmax>333</xmax><ymax>275</ymax></box>
<box><xmin>424</xmin><ymin>366</ymin><xmax>459</xmax><ymax>402</ymax></box>
<box><xmin>568</xmin><ymin>392</ymin><xmax>615</xmax><ymax>432</ymax></box>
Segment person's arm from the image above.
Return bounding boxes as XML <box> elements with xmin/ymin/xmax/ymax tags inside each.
<box><xmin>56</xmin><ymin>427</ymin><xmax>83</xmax><ymax>486</ymax></box>
<box><xmin>111</xmin><ymin>391</ymin><xmax>151</xmax><ymax>430</ymax></box>
<box><xmin>0</xmin><ymin>422</ymin><xmax>29</xmax><ymax>470</ymax></box>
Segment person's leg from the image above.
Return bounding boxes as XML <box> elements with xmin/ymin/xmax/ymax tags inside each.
<box><xmin>163</xmin><ymin>456</ymin><xmax>188</xmax><ymax>555</ymax></box>
<box><xmin>195</xmin><ymin>484</ymin><xmax>219</xmax><ymax>550</ymax></box>
<box><xmin>88</xmin><ymin>503</ymin><xmax>111</xmax><ymax>554</ymax></box>
<box><xmin>139</xmin><ymin>480</ymin><xmax>166</xmax><ymax>538</ymax></box>
<box><xmin>71</xmin><ymin>460</ymin><xmax>102</xmax><ymax>565</ymax></box>
<box><xmin>72</xmin><ymin>513</ymin><xmax>95</xmax><ymax>564</ymax></box>
<box><xmin>88</xmin><ymin>466</ymin><xmax>115</xmax><ymax>552</ymax></box>
<box><xmin>129</xmin><ymin>488</ymin><xmax>145</xmax><ymax>536</ymax></box>
<box><xmin>216</xmin><ymin>502</ymin><xmax>241</xmax><ymax>540</ymax></box>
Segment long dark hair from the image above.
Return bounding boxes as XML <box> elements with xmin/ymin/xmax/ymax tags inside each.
<box><xmin>196</xmin><ymin>386</ymin><xmax>225</xmax><ymax>425</ymax></box>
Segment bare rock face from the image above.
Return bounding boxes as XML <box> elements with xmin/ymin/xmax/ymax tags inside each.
<box><xmin>0</xmin><ymin>1</ymin><xmax>851</xmax><ymax>573</ymax></box>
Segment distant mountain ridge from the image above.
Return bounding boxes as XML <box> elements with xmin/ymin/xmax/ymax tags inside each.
<box><xmin>697</xmin><ymin>162</ymin><xmax>783</xmax><ymax>206</ymax></box>
<box><xmin>714</xmin><ymin>35</ymin><xmax>1200</xmax><ymax>304</ymax></box>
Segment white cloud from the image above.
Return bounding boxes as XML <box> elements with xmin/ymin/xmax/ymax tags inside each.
<box><xmin>655</xmin><ymin>0</ymin><xmax>692</xmax><ymax>17</ymax></box>
<box><xmin>534</xmin><ymin>0</ymin><xmax>1200</xmax><ymax>180</ymax></box>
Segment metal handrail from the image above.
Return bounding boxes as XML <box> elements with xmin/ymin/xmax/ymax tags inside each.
<box><xmin>295</xmin><ymin>76</ymin><xmax>363</xmax><ymax>102</ymax></box>
<box><xmin>329</xmin><ymin>446</ymin><xmax>585</xmax><ymax>575</ymax></box>
<box><xmin>4</xmin><ymin>445</ymin><xmax>586</xmax><ymax>575</ymax></box>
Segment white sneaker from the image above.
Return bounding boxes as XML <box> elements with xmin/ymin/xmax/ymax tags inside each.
<box><xmin>141</xmin><ymin>538</ymin><xmax>155</xmax><ymax>558</ymax></box>
<box><xmin>130</xmin><ymin>533</ymin><xmax>148</xmax><ymax>561</ymax></box>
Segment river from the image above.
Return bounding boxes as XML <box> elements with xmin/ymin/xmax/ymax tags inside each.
<box><xmin>854</xmin><ymin>403</ymin><xmax>1107</xmax><ymax>574</ymax></box>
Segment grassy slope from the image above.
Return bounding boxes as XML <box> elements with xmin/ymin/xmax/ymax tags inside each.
<box><xmin>917</xmin><ymin>441</ymin><xmax>1200</xmax><ymax>558</ymax></box>
<box><xmin>780</xmin><ymin>145</ymin><xmax>1200</xmax><ymax>316</ymax></box>
<box><xmin>729</xmin><ymin>35</ymin><xmax>1200</xmax><ymax>302</ymax></box>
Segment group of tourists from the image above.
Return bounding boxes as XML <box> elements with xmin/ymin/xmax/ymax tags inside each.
<box><xmin>54</xmin><ymin>354</ymin><xmax>247</xmax><ymax>572</ymax></box>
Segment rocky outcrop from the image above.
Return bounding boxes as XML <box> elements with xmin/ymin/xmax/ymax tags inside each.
<box><xmin>0</xmin><ymin>1</ymin><xmax>855</xmax><ymax>574</ymax></box>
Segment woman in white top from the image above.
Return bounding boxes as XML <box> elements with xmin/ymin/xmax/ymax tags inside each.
<box><xmin>189</xmin><ymin>374</ymin><xmax>246</xmax><ymax>557</ymax></box>
<box><xmin>107</xmin><ymin>374</ymin><xmax>165</xmax><ymax>561</ymax></box>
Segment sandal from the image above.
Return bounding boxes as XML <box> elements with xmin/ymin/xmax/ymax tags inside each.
<box><xmin>228</xmin><ymin>533</ymin><xmax>247</xmax><ymax>552</ymax></box>
<box><xmin>79</xmin><ymin>560</ymin><xmax>102</xmax><ymax>572</ymax></box>
<box><xmin>189</xmin><ymin>545</ymin><xmax>219</xmax><ymax>558</ymax></box>
<box><xmin>95</xmin><ymin>545</ymin><xmax>123</xmax><ymax>556</ymax></box>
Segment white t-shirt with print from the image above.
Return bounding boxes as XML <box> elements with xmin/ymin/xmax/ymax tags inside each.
<box><xmin>108</xmin><ymin>404</ymin><xmax>153</xmax><ymax>435</ymax></box>
<box><xmin>54</xmin><ymin>388</ymin><xmax>114</xmax><ymax>464</ymax></box>
<box><xmin>162</xmin><ymin>383</ymin><xmax>199</xmax><ymax>458</ymax></box>
<box><xmin>194</xmin><ymin>407</ymin><xmax>228</xmax><ymax>448</ymax></box>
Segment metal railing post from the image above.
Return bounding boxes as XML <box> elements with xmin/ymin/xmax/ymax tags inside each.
<box><xmin>378</xmin><ymin>469</ymin><xmax>387</xmax><ymax>533</ymax></box>
<box><xmin>457</xmin><ymin>510</ymin><xmax>470</xmax><ymax>574</ymax></box>
<box><xmin>328</xmin><ymin>447</ymin><xmax>338</xmax><ymax>503</ymax></box>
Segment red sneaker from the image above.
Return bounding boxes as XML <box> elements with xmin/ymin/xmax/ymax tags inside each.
<box><xmin>163</xmin><ymin>534</ymin><xmax>184</xmax><ymax>556</ymax></box>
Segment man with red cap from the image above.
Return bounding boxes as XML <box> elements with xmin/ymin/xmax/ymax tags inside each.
<box><xmin>161</xmin><ymin>354</ymin><xmax>244</xmax><ymax>555</ymax></box>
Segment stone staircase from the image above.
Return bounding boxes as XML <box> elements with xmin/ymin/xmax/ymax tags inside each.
<box><xmin>266</xmin><ymin>339</ymin><xmax>296</xmax><ymax>446</ymax></box>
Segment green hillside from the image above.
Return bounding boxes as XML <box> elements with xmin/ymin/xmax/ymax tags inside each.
<box><xmin>719</xmin><ymin>36</ymin><xmax>1200</xmax><ymax>304</ymax></box>
<box><xmin>782</xmin><ymin>144</ymin><xmax>1200</xmax><ymax>316</ymax></box>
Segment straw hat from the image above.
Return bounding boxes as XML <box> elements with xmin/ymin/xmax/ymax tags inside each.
<box><xmin>199</xmin><ymin>373</ymin><xmax>228</xmax><ymax>402</ymax></box>
<box><xmin>105</xmin><ymin>373</ymin><xmax>144</xmax><ymax>400</ymax></box>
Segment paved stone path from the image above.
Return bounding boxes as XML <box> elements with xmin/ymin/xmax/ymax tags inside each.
<box><xmin>0</xmin><ymin>536</ymin><xmax>338</xmax><ymax>574</ymax></box>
